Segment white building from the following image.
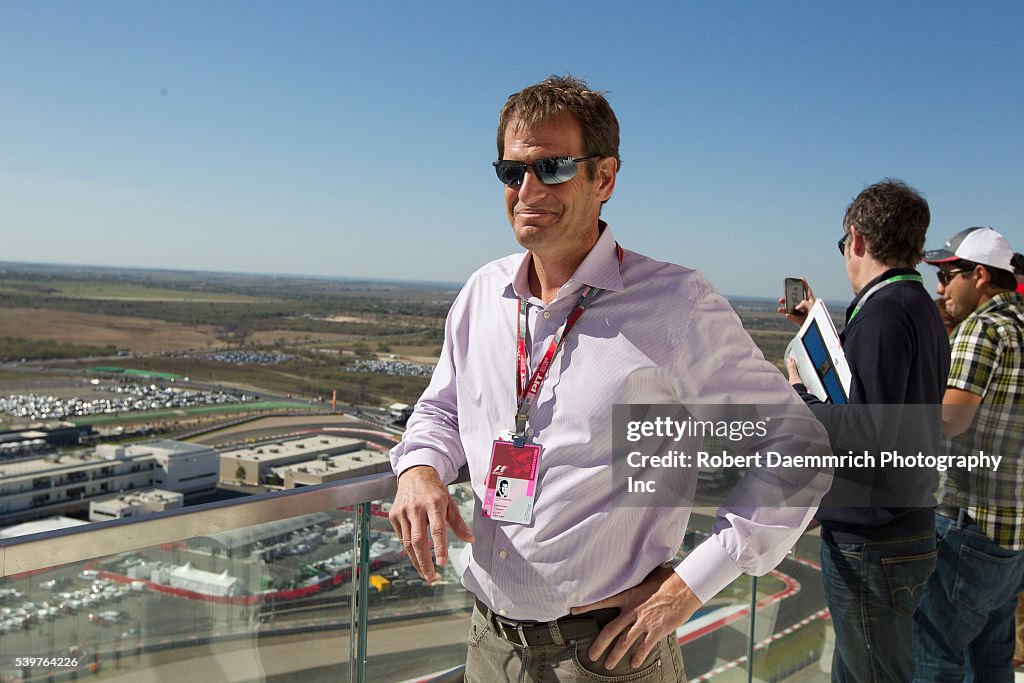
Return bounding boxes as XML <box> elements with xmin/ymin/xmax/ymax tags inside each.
<box><xmin>0</xmin><ymin>440</ymin><xmax>217</xmax><ymax>525</ymax></box>
<box><xmin>219</xmin><ymin>434</ymin><xmax>368</xmax><ymax>486</ymax></box>
<box><xmin>278</xmin><ymin>449</ymin><xmax>391</xmax><ymax>488</ymax></box>
<box><xmin>89</xmin><ymin>489</ymin><xmax>184</xmax><ymax>522</ymax></box>
<box><xmin>144</xmin><ymin>440</ymin><xmax>219</xmax><ymax>492</ymax></box>
<box><xmin>387</xmin><ymin>403</ymin><xmax>413</xmax><ymax>424</ymax></box>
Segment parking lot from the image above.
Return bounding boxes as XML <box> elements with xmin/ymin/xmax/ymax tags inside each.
<box><xmin>0</xmin><ymin>381</ymin><xmax>258</xmax><ymax>421</ymax></box>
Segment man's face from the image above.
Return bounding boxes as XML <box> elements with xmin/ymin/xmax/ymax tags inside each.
<box><xmin>936</xmin><ymin>265</ymin><xmax>981</xmax><ymax>323</ymax></box>
<box><xmin>502</xmin><ymin>115</ymin><xmax>615</xmax><ymax>261</ymax></box>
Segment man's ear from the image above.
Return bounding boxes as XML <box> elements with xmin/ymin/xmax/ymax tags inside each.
<box><xmin>974</xmin><ymin>264</ymin><xmax>991</xmax><ymax>289</ymax></box>
<box><xmin>595</xmin><ymin>157</ymin><xmax>617</xmax><ymax>202</ymax></box>
<box><xmin>849</xmin><ymin>225</ymin><xmax>868</xmax><ymax>257</ymax></box>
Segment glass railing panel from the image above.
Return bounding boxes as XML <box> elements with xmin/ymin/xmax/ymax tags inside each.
<box><xmin>747</xmin><ymin>525</ymin><xmax>831</xmax><ymax>683</ymax></box>
<box><xmin>363</xmin><ymin>484</ymin><xmax>476</xmax><ymax>683</ymax></box>
<box><xmin>359</xmin><ymin>501</ymin><xmax>758</xmax><ymax>682</ymax></box>
<box><xmin>0</xmin><ymin>475</ymin><xmax>397</xmax><ymax>683</ymax></box>
<box><xmin>678</xmin><ymin>509</ymin><xmax>755</xmax><ymax>682</ymax></box>
<box><xmin>0</xmin><ymin>508</ymin><xmax>361</xmax><ymax>682</ymax></box>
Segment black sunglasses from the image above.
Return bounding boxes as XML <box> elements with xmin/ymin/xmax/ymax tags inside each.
<box><xmin>493</xmin><ymin>155</ymin><xmax>601</xmax><ymax>187</ymax></box>
<box><xmin>936</xmin><ymin>268</ymin><xmax>973</xmax><ymax>286</ymax></box>
<box><xmin>837</xmin><ymin>232</ymin><xmax>849</xmax><ymax>255</ymax></box>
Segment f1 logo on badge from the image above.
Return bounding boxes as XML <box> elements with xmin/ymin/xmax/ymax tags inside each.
<box><xmin>492</xmin><ymin>465</ymin><xmax>507</xmax><ymax>474</ymax></box>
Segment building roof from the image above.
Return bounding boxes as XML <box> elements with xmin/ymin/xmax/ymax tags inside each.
<box><xmin>0</xmin><ymin>516</ymin><xmax>90</xmax><ymax>539</ymax></box>
<box><xmin>278</xmin><ymin>449</ymin><xmax>389</xmax><ymax>477</ymax></box>
<box><xmin>220</xmin><ymin>435</ymin><xmax>364</xmax><ymax>465</ymax></box>
<box><xmin>192</xmin><ymin>512</ymin><xmax>330</xmax><ymax>551</ymax></box>
<box><xmin>91</xmin><ymin>489</ymin><xmax>183</xmax><ymax>507</ymax></box>
<box><xmin>144</xmin><ymin>440</ymin><xmax>214</xmax><ymax>455</ymax></box>
<box><xmin>0</xmin><ymin>439</ymin><xmax>211</xmax><ymax>480</ymax></box>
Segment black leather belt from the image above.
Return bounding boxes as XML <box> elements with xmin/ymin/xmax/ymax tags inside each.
<box><xmin>475</xmin><ymin>598</ymin><xmax>618</xmax><ymax>648</ymax></box>
<box><xmin>935</xmin><ymin>505</ymin><xmax>975</xmax><ymax>526</ymax></box>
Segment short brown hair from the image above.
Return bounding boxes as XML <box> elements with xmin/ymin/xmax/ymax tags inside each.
<box><xmin>843</xmin><ymin>179</ymin><xmax>930</xmax><ymax>266</ymax></box>
<box><xmin>497</xmin><ymin>74</ymin><xmax>621</xmax><ymax>177</ymax></box>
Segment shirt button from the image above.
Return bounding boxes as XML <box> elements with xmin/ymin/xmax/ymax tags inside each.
<box><xmin>526</xmin><ymin>427</ymin><xmax>534</xmax><ymax>437</ymax></box>
<box><xmin>543</xmin><ymin>311</ymin><xmax>551</xmax><ymax>319</ymax></box>
<box><xmin>499</xmin><ymin>550</ymin><xmax>508</xmax><ymax>559</ymax></box>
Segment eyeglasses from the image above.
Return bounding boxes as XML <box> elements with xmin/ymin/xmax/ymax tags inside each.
<box><xmin>837</xmin><ymin>233</ymin><xmax>849</xmax><ymax>255</ymax></box>
<box><xmin>493</xmin><ymin>155</ymin><xmax>601</xmax><ymax>187</ymax></box>
<box><xmin>936</xmin><ymin>268</ymin><xmax>972</xmax><ymax>286</ymax></box>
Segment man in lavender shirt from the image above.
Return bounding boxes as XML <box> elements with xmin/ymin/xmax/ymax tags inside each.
<box><xmin>389</xmin><ymin>75</ymin><xmax>832</xmax><ymax>682</ymax></box>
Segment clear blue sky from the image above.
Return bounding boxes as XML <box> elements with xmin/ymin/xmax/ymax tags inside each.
<box><xmin>2</xmin><ymin>1</ymin><xmax>1021</xmax><ymax>302</ymax></box>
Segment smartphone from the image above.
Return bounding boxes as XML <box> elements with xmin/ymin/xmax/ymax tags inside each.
<box><xmin>784</xmin><ymin>278</ymin><xmax>804</xmax><ymax>315</ymax></box>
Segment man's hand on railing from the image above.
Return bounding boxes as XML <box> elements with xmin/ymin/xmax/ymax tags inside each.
<box><xmin>389</xmin><ymin>466</ymin><xmax>474</xmax><ymax>582</ymax></box>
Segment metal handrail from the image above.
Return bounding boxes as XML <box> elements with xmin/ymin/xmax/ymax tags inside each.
<box><xmin>0</xmin><ymin>471</ymin><xmax>397</xmax><ymax>576</ymax></box>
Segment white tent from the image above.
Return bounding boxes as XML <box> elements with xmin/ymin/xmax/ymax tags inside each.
<box><xmin>168</xmin><ymin>562</ymin><xmax>243</xmax><ymax>597</ymax></box>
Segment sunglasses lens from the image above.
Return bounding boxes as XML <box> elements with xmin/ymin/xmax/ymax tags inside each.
<box><xmin>494</xmin><ymin>156</ymin><xmax>582</xmax><ymax>186</ymax></box>
<box><xmin>494</xmin><ymin>161</ymin><xmax>526</xmax><ymax>187</ymax></box>
<box><xmin>937</xmin><ymin>270</ymin><xmax>960</xmax><ymax>285</ymax></box>
<box><xmin>534</xmin><ymin>156</ymin><xmax>577</xmax><ymax>184</ymax></box>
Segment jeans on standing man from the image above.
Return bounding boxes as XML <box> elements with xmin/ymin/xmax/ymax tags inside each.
<box><xmin>913</xmin><ymin>513</ymin><xmax>1024</xmax><ymax>683</ymax></box>
<box><xmin>821</xmin><ymin>529</ymin><xmax>936</xmax><ymax>682</ymax></box>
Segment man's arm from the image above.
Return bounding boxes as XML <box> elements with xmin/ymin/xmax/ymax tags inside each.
<box><xmin>941</xmin><ymin>388</ymin><xmax>982</xmax><ymax>437</ymax></box>
<box><xmin>387</xmin><ymin>288</ymin><xmax>474</xmax><ymax>581</ymax></box>
<box><xmin>578</xmin><ymin>283</ymin><xmax>831</xmax><ymax>669</ymax></box>
<box><xmin>790</xmin><ymin>305</ymin><xmax>919</xmax><ymax>449</ymax></box>
<box><xmin>943</xmin><ymin>315</ymin><xmax>997</xmax><ymax>438</ymax></box>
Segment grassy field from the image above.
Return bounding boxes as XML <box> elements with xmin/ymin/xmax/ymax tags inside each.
<box><xmin>0</xmin><ymin>307</ymin><xmax>222</xmax><ymax>353</ymax></box>
<box><xmin>43</xmin><ymin>280</ymin><xmax>265</xmax><ymax>302</ymax></box>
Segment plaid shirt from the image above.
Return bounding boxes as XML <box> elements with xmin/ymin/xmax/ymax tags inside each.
<box><xmin>939</xmin><ymin>291</ymin><xmax>1024</xmax><ymax>549</ymax></box>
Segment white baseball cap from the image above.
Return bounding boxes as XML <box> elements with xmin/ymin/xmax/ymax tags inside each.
<box><xmin>924</xmin><ymin>226</ymin><xmax>1013</xmax><ymax>272</ymax></box>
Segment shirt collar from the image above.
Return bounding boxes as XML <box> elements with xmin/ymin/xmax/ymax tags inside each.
<box><xmin>971</xmin><ymin>289</ymin><xmax>1024</xmax><ymax>317</ymax></box>
<box><xmin>505</xmin><ymin>221</ymin><xmax>625</xmax><ymax>301</ymax></box>
<box><xmin>846</xmin><ymin>267</ymin><xmax>920</xmax><ymax>321</ymax></box>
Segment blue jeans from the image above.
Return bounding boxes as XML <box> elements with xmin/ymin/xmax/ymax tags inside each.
<box><xmin>913</xmin><ymin>513</ymin><xmax>1024</xmax><ymax>683</ymax></box>
<box><xmin>821</xmin><ymin>529</ymin><xmax>937</xmax><ymax>682</ymax></box>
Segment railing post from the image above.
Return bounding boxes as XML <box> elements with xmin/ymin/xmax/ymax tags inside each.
<box><xmin>748</xmin><ymin>574</ymin><xmax>757</xmax><ymax>683</ymax></box>
<box><xmin>357</xmin><ymin>502</ymin><xmax>371</xmax><ymax>683</ymax></box>
<box><xmin>349</xmin><ymin>506</ymin><xmax>359</xmax><ymax>683</ymax></box>
<box><xmin>349</xmin><ymin>502</ymin><xmax>372</xmax><ymax>683</ymax></box>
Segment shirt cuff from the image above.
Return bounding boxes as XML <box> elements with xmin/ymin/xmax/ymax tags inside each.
<box><xmin>674</xmin><ymin>536</ymin><xmax>744</xmax><ymax>605</ymax></box>
<box><xmin>393</xmin><ymin>448</ymin><xmax>457</xmax><ymax>484</ymax></box>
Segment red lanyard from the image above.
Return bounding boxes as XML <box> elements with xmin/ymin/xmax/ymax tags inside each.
<box><xmin>512</xmin><ymin>244</ymin><xmax>623</xmax><ymax>446</ymax></box>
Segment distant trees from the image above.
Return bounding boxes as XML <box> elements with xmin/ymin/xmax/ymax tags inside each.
<box><xmin>0</xmin><ymin>337</ymin><xmax>116</xmax><ymax>362</ymax></box>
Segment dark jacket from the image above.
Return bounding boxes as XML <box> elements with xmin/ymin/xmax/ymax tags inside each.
<box><xmin>796</xmin><ymin>268</ymin><xmax>950</xmax><ymax>542</ymax></box>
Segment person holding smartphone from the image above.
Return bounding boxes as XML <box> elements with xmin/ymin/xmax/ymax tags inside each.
<box><xmin>780</xmin><ymin>179</ymin><xmax>950</xmax><ymax>682</ymax></box>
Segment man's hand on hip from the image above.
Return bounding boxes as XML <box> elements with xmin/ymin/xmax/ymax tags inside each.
<box><xmin>388</xmin><ymin>465</ymin><xmax>474</xmax><ymax>582</ymax></box>
<box><xmin>571</xmin><ymin>565</ymin><xmax>701</xmax><ymax>670</ymax></box>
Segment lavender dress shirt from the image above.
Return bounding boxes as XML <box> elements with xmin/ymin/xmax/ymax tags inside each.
<box><xmin>390</xmin><ymin>225</ymin><xmax>832</xmax><ymax>621</ymax></box>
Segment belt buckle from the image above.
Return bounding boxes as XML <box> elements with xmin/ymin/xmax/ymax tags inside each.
<box><xmin>493</xmin><ymin>615</ymin><xmax>528</xmax><ymax>647</ymax></box>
